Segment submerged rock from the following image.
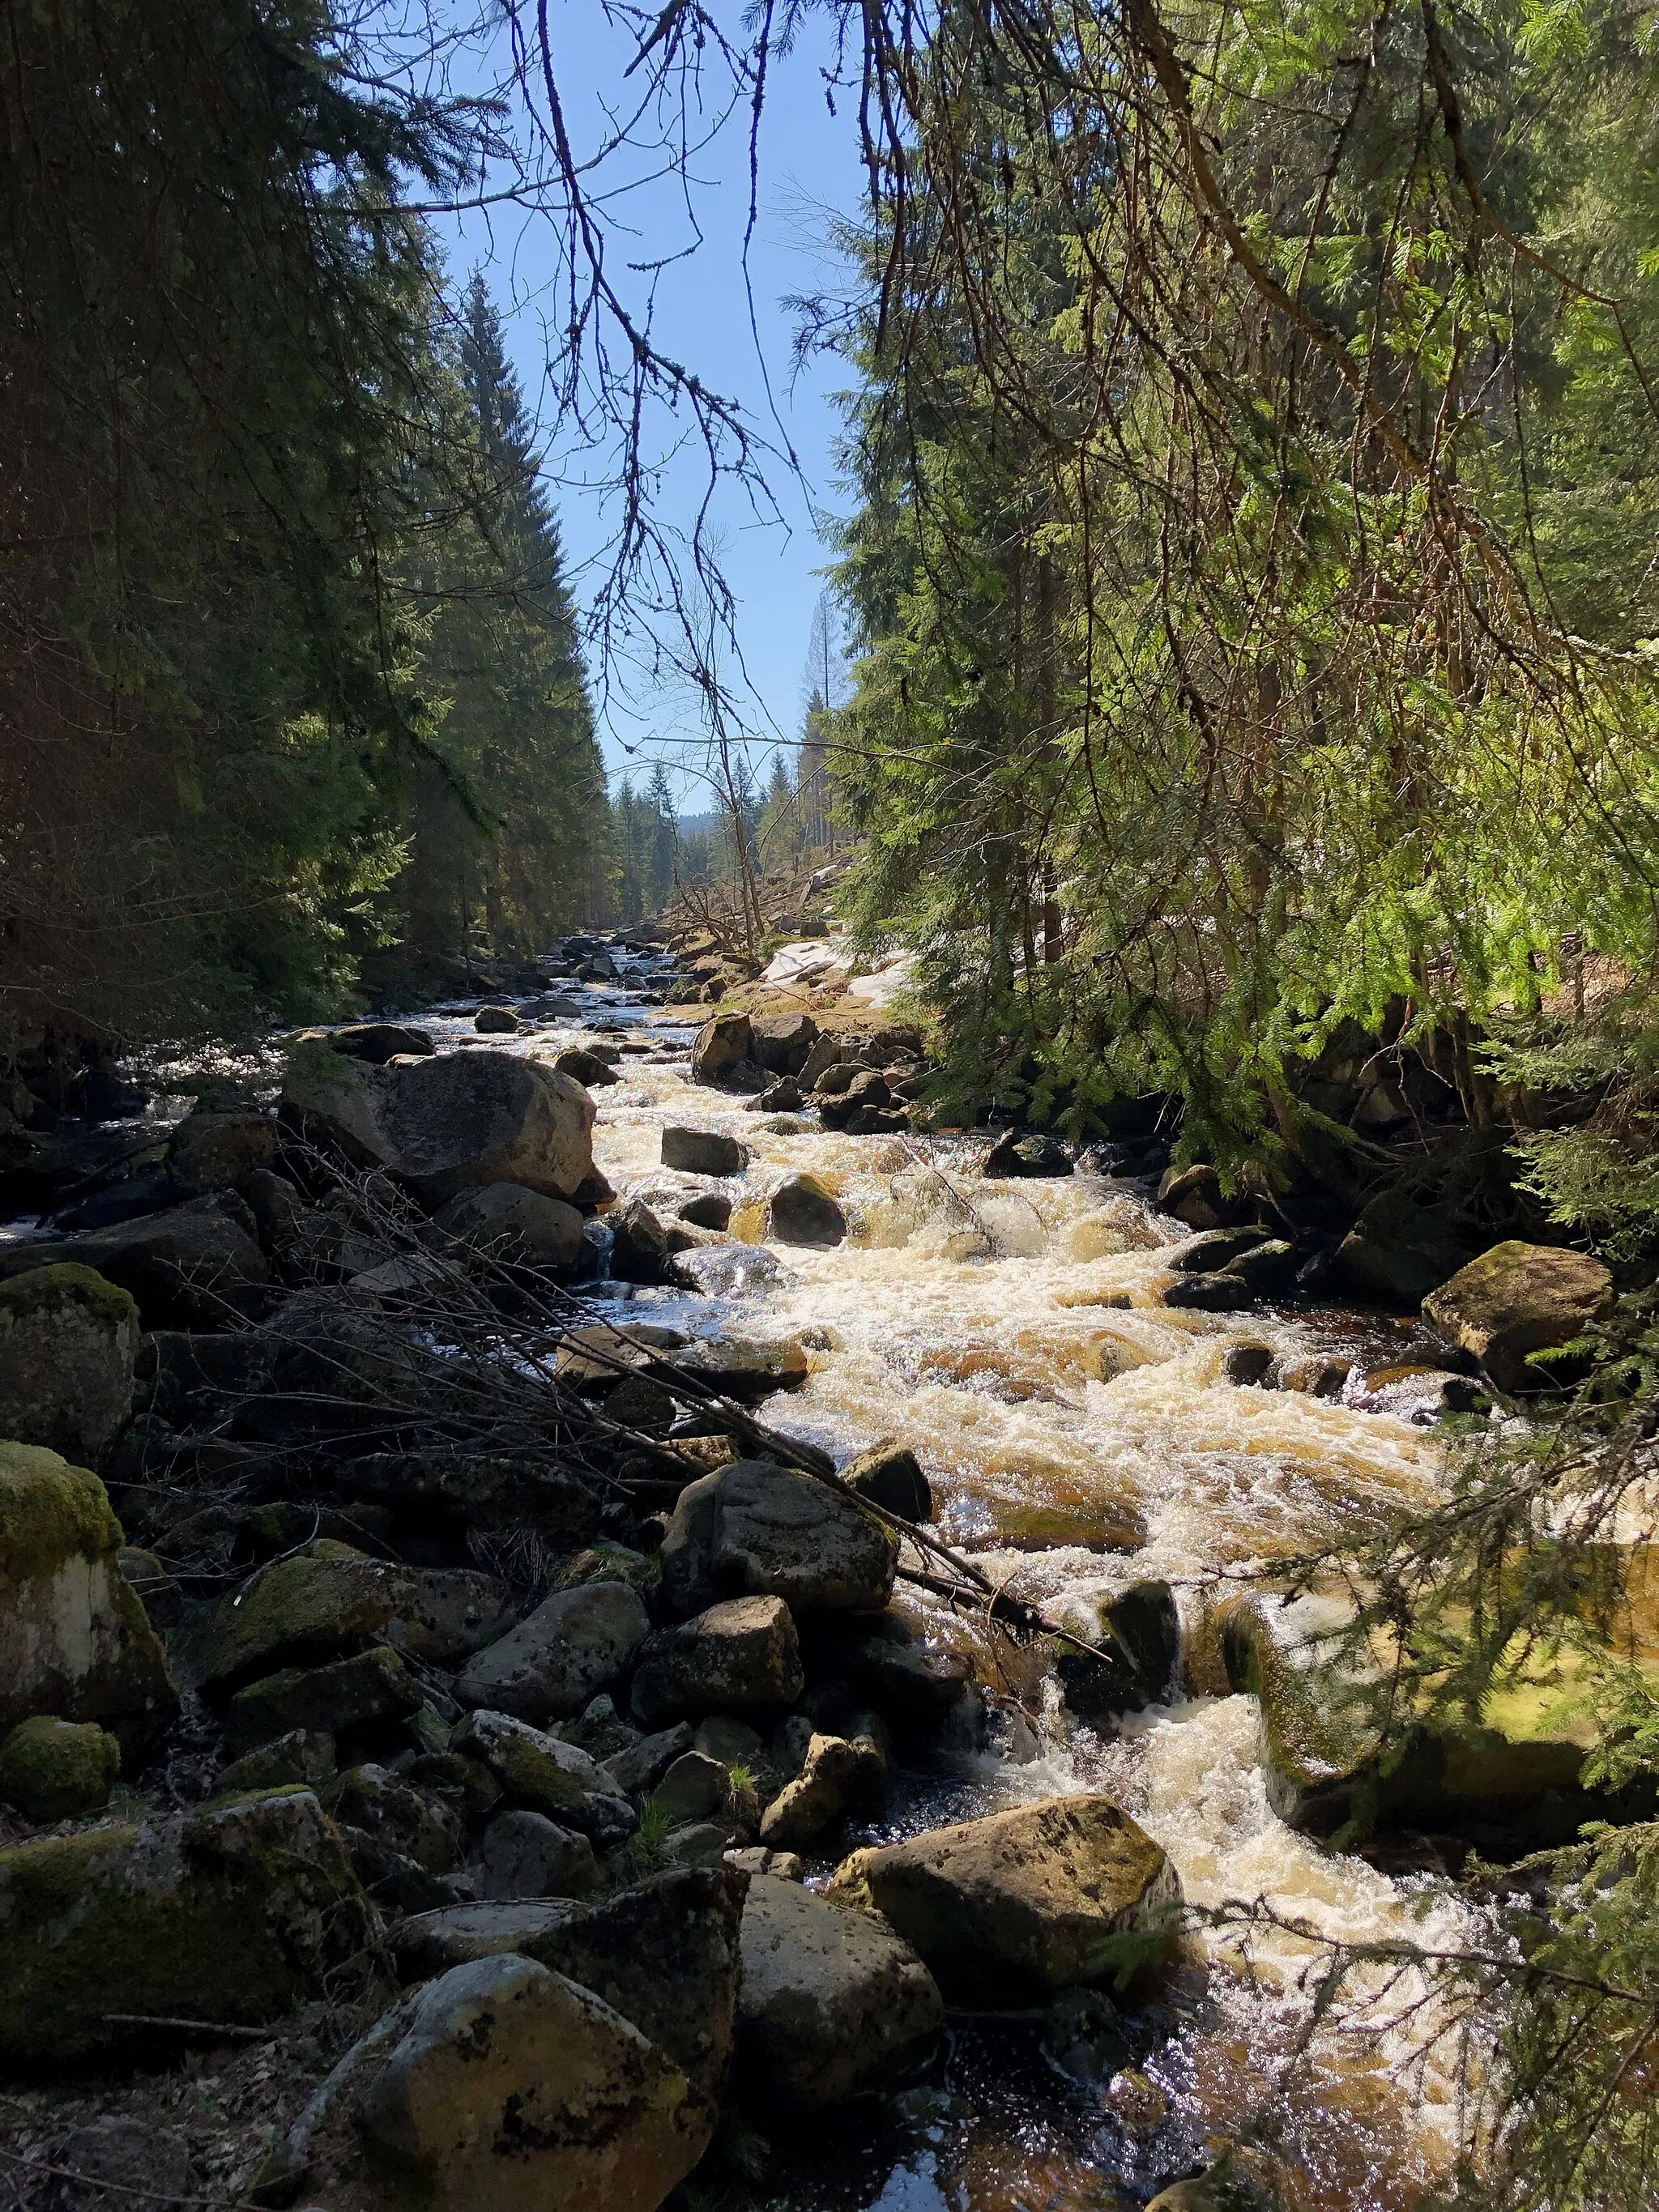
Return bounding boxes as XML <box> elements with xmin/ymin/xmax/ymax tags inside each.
<box><xmin>737</xmin><ymin>1873</ymin><xmax>943</xmax><ymax>2108</ymax></box>
<box><xmin>0</xmin><ymin>1788</ymin><xmax>380</xmax><ymax>2065</ymax></box>
<box><xmin>829</xmin><ymin>1794</ymin><xmax>1179</xmax><ymax>2005</ymax></box>
<box><xmin>263</xmin><ymin>1952</ymin><xmax>710</xmax><ymax>2212</ymax></box>
<box><xmin>0</xmin><ymin>1441</ymin><xmax>177</xmax><ymax>1761</ymax></box>
<box><xmin>1422</xmin><ymin>1239</ymin><xmax>1614</xmax><ymax>1392</ymax></box>
<box><xmin>0</xmin><ymin>1264</ymin><xmax>139</xmax><ymax>1460</ymax></box>
<box><xmin>659</xmin><ymin>1460</ymin><xmax>898</xmax><ymax>1617</ymax></box>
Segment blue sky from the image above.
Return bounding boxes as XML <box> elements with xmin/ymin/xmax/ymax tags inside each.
<box><xmin>442</xmin><ymin>6</ymin><xmax>867</xmax><ymax>811</ymax></box>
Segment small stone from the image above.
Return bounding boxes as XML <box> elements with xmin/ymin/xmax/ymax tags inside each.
<box><xmin>602</xmin><ymin>1373</ymin><xmax>677</xmax><ymax>1432</ymax></box>
<box><xmin>185</xmin><ymin>1542</ymin><xmax>416</xmax><ymax>1697</ymax></box>
<box><xmin>329</xmin><ymin>1022</ymin><xmax>436</xmax><ymax>1063</ymax></box>
<box><xmin>663</xmin><ymin>1820</ymin><xmax>736</xmax><ymax>1865</ymax></box>
<box><xmin>331</xmin><ymin>1763</ymin><xmax>463</xmax><ymax>1873</ymax></box>
<box><xmin>0</xmin><ymin>1715</ymin><xmax>120</xmax><ymax>1822</ymax></box>
<box><xmin>725</xmin><ymin>1845</ymin><xmax>804</xmax><ymax>1881</ymax></box>
<box><xmin>758</xmin><ymin>1733</ymin><xmax>859</xmax><ymax>1848</ymax></box>
<box><xmin>476</xmin><ymin>1809</ymin><xmax>600</xmax><ymax>1900</ymax></box>
<box><xmin>662</xmin><ymin>1126</ymin><xmax>749</xmax><ymax>1176</ymax></box>
<box><xmin>168</xmin><ymin>1108</ymin><xmax>278</xmax><ymax>1192</ymax></box>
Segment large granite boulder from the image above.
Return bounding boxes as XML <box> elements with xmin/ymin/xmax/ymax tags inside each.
<box><xmin>690</xmin><ymin>1012</ymin><xmax>753</xmax><ymax>1086</ymax></box>
<box><xmin>457</xmin><ymin>1583</ymin><xmax>652</xmax><ymax>1723</ymax></box>
<box><xmin>749</xmin><ymin>1013</ymin><xmax>819</xmax><ymax>1076</ymax></box>
<box><xmin>168</xmin><ymin>1109</ymin><xmax>278</xmax><ymax>1194</ymax></box>
<box><xmin>262</xmin><ymin>1953</ymin><xmax>709</xmax><ymax>2212</ymax></box>
<box><xmin>661</xmin><ymin>1126</ymin><xmax>749</xmax><ymax>1176</ymax></box>
<box><xmin>282</xmin><ymin>1041</ymin><xmax>596</xmax><ymax>1204</ymax></box>
<box><xmin>631</xmin><ymin>1597</ymin><xmax>804</xmax><ymax>1728</ymax></box>
<box><xmin>828</xmin><ymin>1795</ymin><xmax>1179</xmax><ymax>2005</ymax></box>
<box><xmin>1422</xmin><ymin>1239</ymin><xmax>1614</xmax><ymax>1391</ymax></box>
<box><xmin>0</xmin><ymin>1441</ymin><xmax>177</xmax><ymax>1762</ymax></box>
<box><xmin>0</xmin><ymin>1197</ymin><xmax>269</xmax><ymax>1329</ymax></box>
<box><xmin>0</xmin><ymin>1788</ymin><xmax>380</xmax><ymax>2065</ymax></box>
<box><xmin>737</xmin><ymin>1873</ymin><xmax>942</xmax><ymax>2108</ymax></box>
<box><xmin>0</xmin><ymin>1264</ymin><xmax>139</xmax><ymax>1460</ymax></box>
<box><xmin>660</xmin><ymin>1461</ymin><xmax>898</xmax><ymax>1617</ymax></box>
<box><xmin>429</xmin><ymin>1182</ymin><xmax>586</xmax><ymax>1269</ymax></box>
<box><xmin>765</xmin><ymin>1173</ymin><xmax>847</xmax><ymax>1247</ymax></box>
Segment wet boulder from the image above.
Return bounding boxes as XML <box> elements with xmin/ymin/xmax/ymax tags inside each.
<box><xmin>473</xmin><ymin>1005</ymin><xmax>520</xmax><ymax>1034</ymax></box>
<box><xmin>660</xmin><ymin>1460</ymin><xmax>899</xmax><ymax>1617</ymax></box>
<box><xmin>281</xmin><ymin>1041</ymin><xmax>596</xmax><ymax>1204</ymax></box>
<box><xmin>630</xmin><ymin>1596</ymin><xmax>804</xmax><ymax>1728</ymax></box>
<box><xmin>1156</xmin><ymin>1164</ymin><xmax>1241</xmax><ymax>1230</ymax></box>
<box><xmin>0</xmin><ymin>1263</ymin><xmax>139</xmax><ymax>1460</ymax></box>
<box><xmin>429</xmin><ymin>1182</ymin><xmax>586</xmax><ymax>1269</ymax></box>
<box><xmin>661</xmin><ymin>1125</ymin><xmax>749</xmax><ymax>1176</ymax></box>
<box><xmin>842</xmin><ymin>1439</ymin><xmax>933</xmax><ymax>1524</ymax></box>
<box><xmin>828</xmin><ymin>1794</ymin><xmax>1179</xmax><ymax>2005</ymax></box>
<box><xmin>1056</xmin><ymin>1581</ymin><xmax>1180</xmax><ymax>1726</ymax></box>
<box><xmin>678</xmin><ymin>1192</ymin><xmax>732</xmax><ymax>1231</ymax></box>
<box><xmin>0</xmin><ymin>1442</ymin><xmax>177</xmax><ymax>1762</ymax></box>
<box><xmin>1422</xmin><ymin>1239</ymin><xmax>1614</xmax><ymax>1392</ymax></box>
<box><xmin>764</xmin><ymin>1172</ymin><xmax>847</xmax><ymax>1247</ymax></box>
<box><xmin>1166</xmin><ymin>1228</ymin><xmax>1268</xmax><ymax>1274</ymax></box>
<box><xmin>181</xmin><ymin>1541</ymin><xmax>416</xmax><ymax>1697</ymax></box>
<box><xmin>750</xmin><ymin>1012</ymin><xmax>820</xmax><ymax>1076</ymax></box>
<box><xmin>262</xmin><ymin>1952</ymin><xmax>710</xmax><ymax>2212</ymax></box>
<box><xmin>0</xmin><ymin>1196</ymin><xmax>270</xmax><ymax>1329</ymax></box>
<box><xmin>608</xmin><ymin>1196</ymin><xmax>694</xmax><ymax>1285</ymax></box>
<box><xmin>691</xmin><ymin>1011</ymin><xmax>753</xmax><ymax>1086</ymax></box>
<box><xmin>0</xmin><ymin>1715</ymin><xmax>120</xmax><ymax>1822</ymax></box>
<box><xmin>982</xmin><ymin>1131</ymin><xmax>1072</xmax><ymax>1178</ymax></box>
<box><xmin>737</xmin><ymin>1873</ymin><xmax>942</xmax><ymax>2109</ymax></box>
<box><xmin>0</xmin><ymin>1788</ymin><xmax>381</xmax><ymax>2066</ymax></box>
<box><xmin>451</xmin><ymin>1709</ymin><xmax>637</xmax><ymax>1846</ymax></box>
<box><xmin>672</xmin><ymin>1242</ymin><xmax>797</xmax><ymax>1297</ymax></box>
<box><xmin>457</xmin><ymin>1582</ymin><xmax>652</xmax><ymax>1723</ymax></box>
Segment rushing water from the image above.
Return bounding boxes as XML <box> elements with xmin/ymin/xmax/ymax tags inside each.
<box><xmin>387</xmin><ymin>957</ymin><xmax>1479</xmax><ymax>2207</ymax></box>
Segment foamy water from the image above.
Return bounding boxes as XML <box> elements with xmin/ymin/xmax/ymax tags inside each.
<box><xmin>419</xmin><ymin>967</ymin><xmax>1482</xmax><ymax>2206</ymax></box>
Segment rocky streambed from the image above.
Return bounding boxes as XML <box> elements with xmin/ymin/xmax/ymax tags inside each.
<box><xmin>0</xmin><ymin>940</ymin><xmax>1627</xmax><ymax>2212</ymax></box>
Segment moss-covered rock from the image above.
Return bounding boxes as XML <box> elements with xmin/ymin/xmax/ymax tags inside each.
<box><xmin>0</xmin><ymin>1716</ymin><xmax>120</xmax><ymax>1822</ymax></box>
<box><xmin>1422</xmin><ymin>1239</ymin><xmax>1614</xmax><ymax>1392</ymax></box>
<box><xmin>0</xmin><ymin>1265</ymin><xmax>139</xmax><ymax>1460</ymax></box>
<box><xmin>0</xmin><ymin>1787</ymin><xmax>383</xmax><ymax>2065</ymax></box>
<box><xmin>181</xmin><ymin>1541</ymin><xmax>417</xmax><ymax>1697</ymax></box>
<box><xmin>0</xmin><ymin>1441</ymin><xmax>177</xmax><ymax>1762</ymax></box>
<box><xmin>0</xmin><ymin>1197</ymin><xmax>271</xmax><ymax>1329</ymax></box>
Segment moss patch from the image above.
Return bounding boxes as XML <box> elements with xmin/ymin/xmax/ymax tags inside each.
<box><xmin>0</xmin><ymin>1716</ymin><xmax>120</xmax><ymax>1822</ymax></box>
<box><xmin>0</xmin><ymin>1263</ymin><xmax>139</xmax><ymax>1332</ymax></box>
<box><xmin>0</xmin><ymin>1443</ymin><xmax>123</xmax><ymax>1582</ymax></box>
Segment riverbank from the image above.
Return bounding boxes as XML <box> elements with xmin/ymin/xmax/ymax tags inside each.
<box><xmin>0</xmin><ymin>936</ymin><xmax>1633</xmax><ymax>2212</ymax></box>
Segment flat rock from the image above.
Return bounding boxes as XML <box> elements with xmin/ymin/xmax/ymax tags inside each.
<box><xmin>737</xmin><ymin>1874</ymin><xmax>943</xmax><ymax>2108</ymax></box>
<box><xmin>282</xmin><ymin>1042</ymin><xmax>596</xmax><ymax>1204</ymax></box>
<box><xmin>828</xmin><ymin>1793</ymin><xmax>1179</xmax><ymax>2005</ymax></box>
<box><xmin>660</xmin><ymin>1460</ymin><xmax>898</xmax><ymax>1617</ymax></box>
<box><xmin>631</xmin><ymin>1596</ymin><xmax>804</xmax><ymax>1729</ymax></box>
<box><xmin>1422</xmin><ymin>1239</ymin><xmax>1614</xmax><ymax>1392</ymax></box>
<box><xmin>458</xmin><ymin>1582</ymin><xmax>652</xmax><ymax>1723</ymax></box>
<box><xmin>263</xmin><ymin>1952</ymin><xmax>709</xmax><ymax>2212</ymax></box>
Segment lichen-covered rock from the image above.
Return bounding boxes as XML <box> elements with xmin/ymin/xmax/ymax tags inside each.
<box><xmin>0</xmin><ymin>1715</ymin><xmax>120</xmax><ymax>1822</ymax></box>
<box><xmin>0</xmin><ymin>1441</ymin><xmax>177</xmax><ymax>1762</ymax></box>
<box><xmin>0</xmin><ymin>1264</ymin><xmax>139</xmax><ymax>1460</ymax></box>
<box><xmin>0</xmin><ymin>1198</ymin><xmax>270</xmax><ymax>1330</ymax></box>
<box><xmin>282</xmin><ymin>1041</ymin><xmax>596</xmax><ymax>1204</ymax></box>
<box><xmin>429</xmin><ymin>1182</ymin><xmax>585</xmax><ymax>1270</ymax></box>
<box><xmin>630</xmin><ymin>1596</ymin><xmax>804</xmax><ymax>1729</ymax></box>
<box><xmin>660</xmin><ymin>1461</ymin><xmax>898</xmax><ymax>1617</ymax></box>
<box><xmin>184</xmin><ymin>1541</ymin><xmax>417</xmax><ymax>1696</ymax></box>
<box><xmin>828</xmin><ymin>1795</ymin><xmax>1179</xmax><ymax>2005</ymax></box>
<box><xmin>451</xmin><ymin>1710</ymin><xmax>637</xmax><ymax>1846</ymax></box>
<box><xmin>458</xmin><ymin>1582</ymin><xmax>652</xmax><ymax>1723</ymax></box>
<box><xmin>262</xmin><ymin>1953</ymin><xmax>709</xmax><ymax>2212</ymax></box>
<box><xmin>1422</xmin><ymin>1239</ymin><xmax>1614</xmax><ymax>1391</ymax></box>
<box><xmin>330</xmin><ymin>1763</ymin><xmax>463</xmax><ymax>1873</ymax></box>
<box><xmin>390</xmin><ymin>1568</ymin><xmax>517</xmax><ymax>1667</ymax></box>
<box><xmin>0</xmin><ymin>1787</ymin><xmax>382</xmax><ymax>2065</ymax></box>
<box><xmin>737</xmin><ymin>1873</ymin><xmax>942</xmax><ymax>2108</ymax></box>
<box><xmin>388</xmin><ymin>1865</ymin><xmax>747</xmax><ymax>2107</ymax></box>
